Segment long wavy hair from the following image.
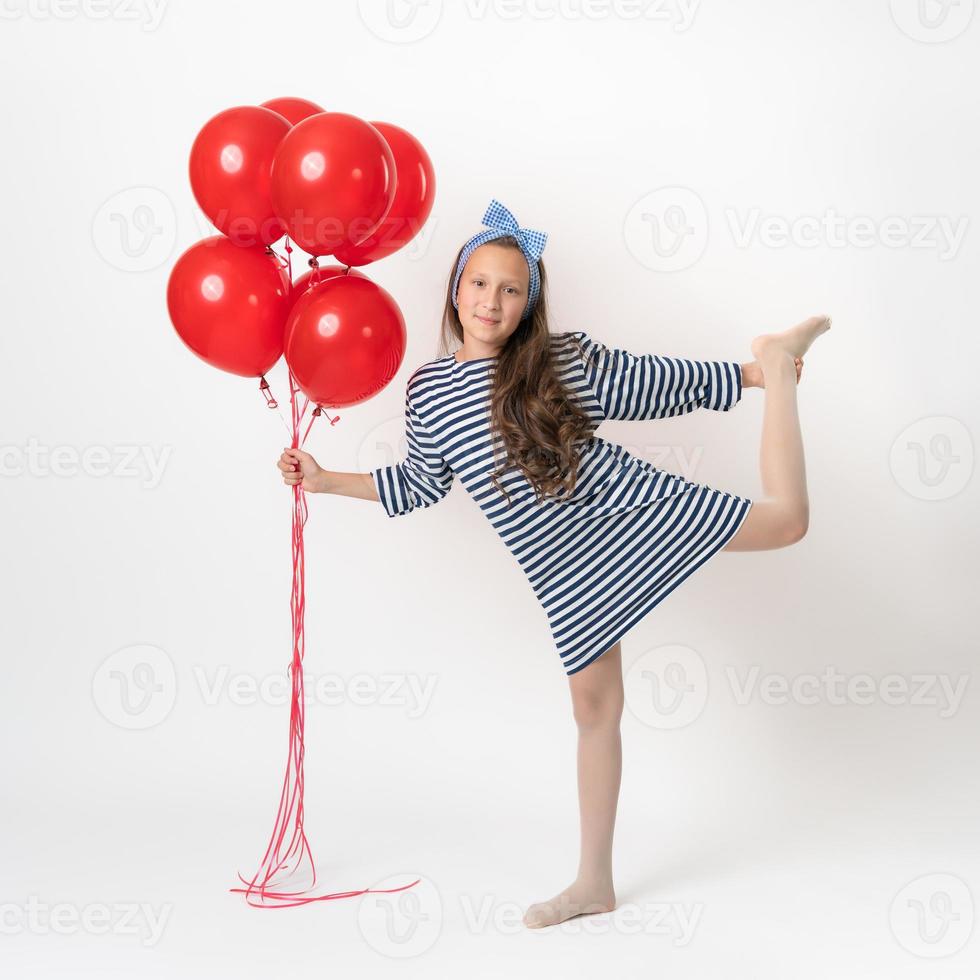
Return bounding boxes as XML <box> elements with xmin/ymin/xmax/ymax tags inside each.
<box><xmin>439</xmin><ymin>236</ymin><xmax>603</xmax><ymax>507</ymax></box>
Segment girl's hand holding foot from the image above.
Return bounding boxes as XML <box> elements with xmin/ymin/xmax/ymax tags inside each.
<box><xmin>743</xmin><ymin>356</ymin><xmax>803</xmax><ymax>388</ymax></box>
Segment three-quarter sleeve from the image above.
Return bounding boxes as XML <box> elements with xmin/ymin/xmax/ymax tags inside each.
<box><xmin>570</xmin><ymin>330</ymin><xmax>743</xmax><ymax>422</ymax></box>
<box><xmin>371</xmin><ymin>386</ymin><xmax>455</xmax><ymax>518</ymax></box>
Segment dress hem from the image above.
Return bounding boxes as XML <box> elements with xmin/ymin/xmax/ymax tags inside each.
<box><xmin>562</xmin><ymin>494</ymin><xmax>754</xmax><ymax>675</ymax></box>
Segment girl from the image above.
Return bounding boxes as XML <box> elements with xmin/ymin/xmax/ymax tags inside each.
<box><xmin>277</xmin><ymin>199</ymin><xmax>830</xmax><ymax>930</ymax></box>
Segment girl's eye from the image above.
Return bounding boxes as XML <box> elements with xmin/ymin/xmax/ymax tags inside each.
<box><xmin>472</xmin><ymin>279</ymin><xmax>518</xmax><ymax>295</ymax></box>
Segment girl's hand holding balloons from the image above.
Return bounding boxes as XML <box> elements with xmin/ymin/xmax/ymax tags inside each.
<box><xmin>278</xmin><ymin>448</ymin><xmax>327</xmax><ymax>493</ymax></box>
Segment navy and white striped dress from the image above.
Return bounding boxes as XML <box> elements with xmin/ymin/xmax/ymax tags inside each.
<box><xmin>372</xmin><ymin>330</ymin><xmax>754</xmax><ymax>675</ymax></box>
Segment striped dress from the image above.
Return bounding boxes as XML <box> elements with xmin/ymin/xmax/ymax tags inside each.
<box><xmin>372</xmin><ymin>330</ymin><xmax>754</xmax><ymax>675</ymax></box>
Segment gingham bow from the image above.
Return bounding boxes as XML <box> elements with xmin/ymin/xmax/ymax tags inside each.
<box><xmin>481</xmin><ymin>199</ymin><xmax>548</xmax><ymax>262</ymax></box>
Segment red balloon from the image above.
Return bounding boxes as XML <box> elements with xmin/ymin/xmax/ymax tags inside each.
<box><xmin>189</xmin><ymin>106</ymin><xmax>290</xmax><ymax>248</ymax></box>
<box><xmin>270</xmin><ymin>112</ymin><xmax>397</xmax><ymax>257</ymax></box>
<box><xmin>284</xmin><ymin>275</ymin><xmax>406</xmax><ymax>407</ymax></box>
<box><xmin>290</xmin><ymin>265</ymin><xmax>367</xmax><ymax>307</ymax></box>
<box><xmin>334</xmin><ymin>122</ymin><xmax>436</xmax><ymax>267</ymax></box>
<box><xmin>260</xmin><ymin>97</ymin><xmax>325</xmax><ymax>127</ymax></box>
<box><xmin>167</xmin><ymin>236</ymin><xmax>291</xmax><ymax>378</ymax></box>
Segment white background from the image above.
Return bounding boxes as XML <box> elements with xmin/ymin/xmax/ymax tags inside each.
<box><xmin>2</xmin><ymin>0</ymin><xmax>978</xmax><ymax>976</ymax></box>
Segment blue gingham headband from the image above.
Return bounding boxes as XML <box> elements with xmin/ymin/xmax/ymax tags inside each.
<box><xmin>451</xmin><ymin>199</ymin><xmax>548</xmax><ymax>320</ymax></box>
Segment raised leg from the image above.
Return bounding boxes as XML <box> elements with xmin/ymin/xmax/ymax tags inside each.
<box><xmin>724</xmin><ymin>315</ymin><xmax>832</xmax><ymax>552</ymax></box>
<box><xmin>523</xmin><ymin>641</ymin><xmax>623</xmax><ymax>929</ymax></box>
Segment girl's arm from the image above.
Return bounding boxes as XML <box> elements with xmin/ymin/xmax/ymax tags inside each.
<box><xmin>278</xmin><ymin>450</ymin><xmax>379</xmax><ymax>500</ymax></box>
<box><xmin>278</xmin><ymin>386</ymin><xmax>455</xmax><ymax>516</ymax></box>
<box><xmin>318</xmin><ymin>470</ymin><xmax>379</xmax><ymax>501</ymax></box>
<box><xmin>572</xmin><ymin>330</ymin><xmax>746</xmax><ymax>420</ymax></box>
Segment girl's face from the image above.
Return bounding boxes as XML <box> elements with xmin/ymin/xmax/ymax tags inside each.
<box><xmin>455</xmin><ymin>243</ymin><xmax>530</xmax><ymax>353</ymax></box>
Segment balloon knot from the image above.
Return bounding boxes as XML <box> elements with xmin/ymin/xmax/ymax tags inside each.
<box><xmin>259</xmin><ymin>376</ymin><xmax>278</xmax><ymax>409</ymax></box>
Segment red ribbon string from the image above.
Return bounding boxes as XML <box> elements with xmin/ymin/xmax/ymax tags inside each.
<box><xmin>232</xmin><ymin>239</ymin><xmax>419</xmax><ymax>908</ymax></box>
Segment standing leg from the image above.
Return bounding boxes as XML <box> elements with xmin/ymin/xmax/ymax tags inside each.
<box><xmin>523</xmin><ymin>641</ymin><xmax>623</xmax><ymax>929</ymax></box>
<box><xmin>723</xmin><ymin>314</ymin><xmax>832</xmax><ymax>552</ymax></box>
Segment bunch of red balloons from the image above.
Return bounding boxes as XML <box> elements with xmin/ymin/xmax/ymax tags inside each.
<box><xmin>166</xmin><ymin>96</ymin><xmax>435</xmax><ymax>407</ymax></box>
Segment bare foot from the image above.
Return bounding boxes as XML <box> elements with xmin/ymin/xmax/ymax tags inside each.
<box><xmin>523</xmin><ymin>878</ymin><xmax>617</xmax><ymax>929</ymax></box>
<box><xmin>751</xmin><ymin>314</ymin><xmax>832</xmax><ymax>363</ymax></box>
